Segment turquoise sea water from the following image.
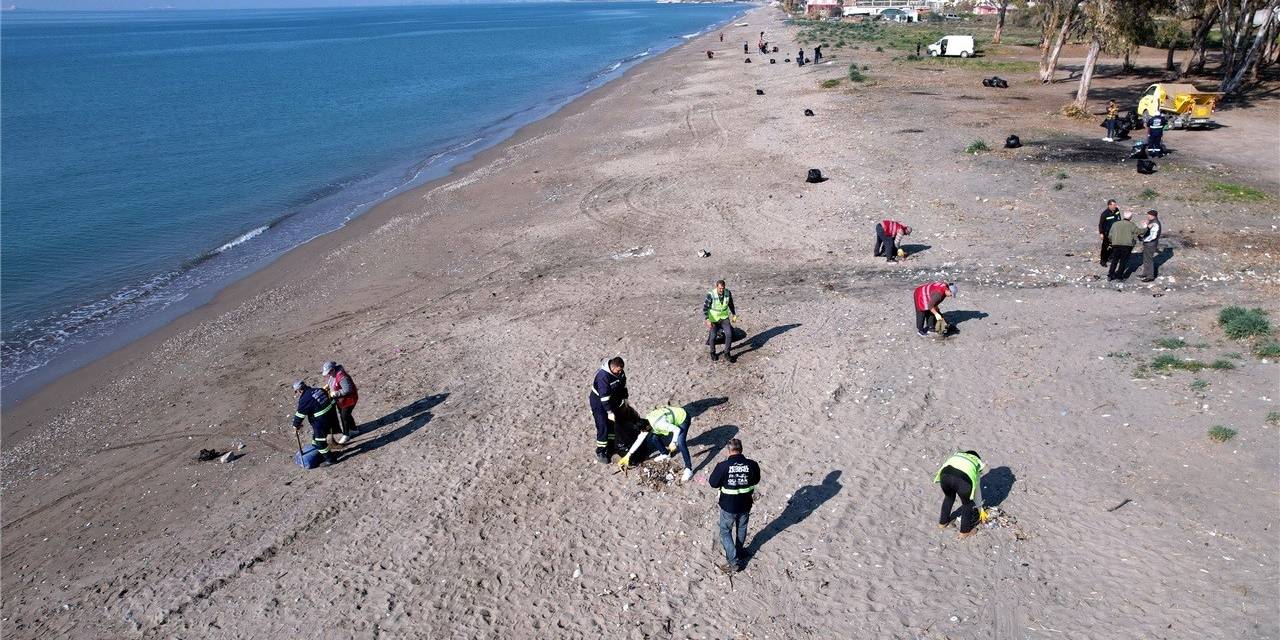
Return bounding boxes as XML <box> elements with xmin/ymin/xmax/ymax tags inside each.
<box><xmin>0</xmin><ymin>2</ymin><xmax>743</xmax><ymax>400</ymax></box>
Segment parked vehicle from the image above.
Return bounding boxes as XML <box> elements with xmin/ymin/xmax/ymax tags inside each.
<box><xmin>927</xmin><ymin>35</ymin><xmax>974</xmax><ymax>58</ymax></box>
<box><xmin>1136</xmin><ymin>83</ymin><xmax>1221</xmax><ymax>129</ymax></box>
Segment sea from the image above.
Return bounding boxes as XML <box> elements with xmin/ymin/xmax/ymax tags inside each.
<box><xmin>0</xmin><ymin>1</ymin><xmax>745</xmax><ymax>404</ymax></box>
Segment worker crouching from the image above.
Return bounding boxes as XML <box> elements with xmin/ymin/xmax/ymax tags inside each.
<box><xmin>874</xmin><ymin>219</ymin><xmax>911</xmax><ymax>262</ymax></box>
<box><xmin>619</xmin><ymin>405</ymin><xmax>694</xmax><ymax>483</ymax></box>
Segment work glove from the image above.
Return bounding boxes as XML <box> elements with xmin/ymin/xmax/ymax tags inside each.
<box><xmin>607</xmin><ymin>411</ymin><xmax>615</xmax><ymax>422</ymax></box>
<box><xmin>667</xmin><ymin>443</ymin><xmax>678</xmax><ymax>454</ymax></box>
<box><xmin>731</xmin><ymin>315</ymin><xmax>739</xmax><ymax>324</ymax></box>
<box><xmin>896</xmin><ymin>248</ymin><xmax>905</xmax><ymax>258</ymax></box>
<box><xmin>618</xmin><ymin>456</ymin><xmax>631</xmax><ymax>469</ymax></box>
<box><xmin>978</xmin><ymin>507</ymin><xmax>989</xmax><ymax>524</ymax></box>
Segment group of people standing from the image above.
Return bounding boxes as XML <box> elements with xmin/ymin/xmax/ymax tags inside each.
<box><xmin>1098</xmin><ymin>199</ymin><xmax>1162</xmax><ymax>282</ymax></box>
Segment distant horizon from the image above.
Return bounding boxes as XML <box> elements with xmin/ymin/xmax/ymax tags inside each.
<box><xmin>1</xmin><ymin>0</ymin><xmax>671</xmax><ymax>12</ymax></box>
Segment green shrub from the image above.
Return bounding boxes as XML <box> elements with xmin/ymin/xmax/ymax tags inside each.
<box><xmin>1267</xmin><ymin>411</ymin><xmax>1280</xmax><ymax>425</ymax></box>
<box><xmin>965</xmin><ymin>140</ymin><xmax>989</xmax><ymax>154</ymax></box>
<box><xmin>1152</xmin><ymin>354</ymin><xmax>1205</xmax><ymax>372</ymax></box>
<box><xmin>1208</xmin><ymin>425</ymin><xmax>1237</xmax><ymax>442</ymax></box>
<box><xmin>820</xmin><ymin>78</ymin><xmax>842</xmax><ymax>88</ymax></box>
<box><xmin>1253</xmin><ymin>340</ymin><xmax>1280</xmax><ymax>358</ymax></box>
<box><xmin>1218</xmin><ymin>307</ymin><xmax>1272</xmax><ymax>339</ymax></box>
<box><xmin>1053</xmin><ymin>182</ymin><xmax>1064</xmax><ymax>191</ymax></box>
<box><xmin>1206</xmin><ymin>182</ymin><xmax>1268</xmax><ymax>202</ymax></box>
<box><xmin>1139</xmin><ymin>187</ymin><xmax>1158</xmax><ymax>200</ymax></box>
<box><xmin>1154</xmin><ymin>337</ymin><xmax>1186</xmax><ymax>349</ymax></box>
<box><xmin>1210</xmin><ymin>359</ymin><xmax>1235</xmax><ymax>370</ymax></box>
<box><xmin>847</xmin><ymin>64</ymin><xmax>865</xmax><ymax>82</ymax></box>
<box><xmin>1190</xmin><ymin>379</ymin><xmax>1209</xmax><ymax>392</ymax></box>
<box><xmin>875</xmin><ymin>46</ymin><xmax>884</xmax><ymax>52</ymax></box>
<box><xmin>1055</xmin><ymin>170</ymin><xmax>1069</xmax><ymax>180</ymax></box>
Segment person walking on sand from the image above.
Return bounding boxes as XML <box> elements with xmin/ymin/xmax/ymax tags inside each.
<box><xmin>589</xmin><ymin>357</ymin><xmax>629</xmax><ymax>464</ymax></box>
<box><xmin>618</xmin><ymin>405</ymin><xmax>694</xmax><ymax>483</ymax></box>
<box><xmin>1107</xmin><ymin>211</ymin><xmax>1139</xmax><ymax>281</ymax></box>
<box><xmin>704</xmin><ymin>279</ymin><xmax>738</xmax><ymax>363</ymax></box>
<box><xmin>1137</xmin><ymin>209</ymin><xmax>1161</xmax><ymax>282</ymax></box>
<box><xmin>1097</xmin><ymin>199</ymin><xmax>1121</xmax><ymax>267</ymax></box>
<box><xmin>292</xmin><ymin>380</ymin><xmax>339</xmax><ymax>467</ymax></box>
<box><xmin>322</xmin><ymin>361</ymin><xmax>360</xmax><ymax>444</ymax></box>
<box><xmin>708</xmin><ymin>438</ymin><xmax>760</xmax><ymax>573</ymax></box>
<box><xmin>913</xmin><ymin>281</ymin><xmax>955</xmax><ymax>337</ymax></box>
<box><xmin>874</xmin><ymin>219</ymin><xmax>912</xmax><ymax>263</ymax></box>
<box><xmin>934</xmin><ymin>450</ymin><xmax>986</xmax><ymax>539</ymax></box>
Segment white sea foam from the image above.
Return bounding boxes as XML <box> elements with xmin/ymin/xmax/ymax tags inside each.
<box><xmin>215</xmin><ymin>225</ymin><xmax>269</xmax><ymax>254</ymax></box>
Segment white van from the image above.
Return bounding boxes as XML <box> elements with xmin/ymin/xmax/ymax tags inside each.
<box><xmin>927</xmin><ymin>35</ymin><xmax>975</xmax><ymax>58</ymax></box>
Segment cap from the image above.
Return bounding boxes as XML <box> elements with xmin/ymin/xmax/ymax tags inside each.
<box><xmin>321</xmin><ymin>361</ymin><xmax>336</xmax><ymax>376</ymax></box>
<box><xmin>947</xmin><ymin>283</ymin><xmax>957</xmax><ymax>297</ymax></box>
<box><xmin>1146</xmin><ymin>209</ymin><xmax>1158</xmax><ymax>217</ymax></box>
<box><xmin>292</xmin><ymin>380</ymin><xmax>306</xmax><ymax>392</ymax></box>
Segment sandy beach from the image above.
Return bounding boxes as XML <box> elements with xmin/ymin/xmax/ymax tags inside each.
<box><xmin>4</xmin><ymin>7</ymin><xmax>1279</xmax><ymax>638</ymax></box>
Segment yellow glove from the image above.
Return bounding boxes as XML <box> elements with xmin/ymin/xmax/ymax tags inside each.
<box><xmin>667</xmin><ymin>443</ymin><xmax>677</xmax><ymax>454</ymax></box>
<box><xmin>731</xmin><ymin>315</ymin><xmax>739</xmax><ymax>324</ymax></box>
<box><xmin>618</xmin><ymin>456</ymin><xmax>631</xmax><ymax>469</ymax></box>
<box><xmin>978</xmin><ymin>508</ymin><xmax>989</xmax><ymax>523</ymax></box>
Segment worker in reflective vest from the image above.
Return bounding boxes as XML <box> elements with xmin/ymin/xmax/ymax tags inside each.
<box><xmin>708</xmin><ymin>438</ymin><xmax>760</xmax><ymax>572</ymax></box>
<box><xmin>704</xmin><ymin>279</ymin><xmax>738</xmax><ymax>363</ymax></box>
<box><xmin>934</xmin><ymin>450</ymin><xmax>986</xmax><ymax>537</ymax></box>
<box><xmin>913</xmin><ymin>281</ymin><xmax>955</xmax><ymax>337</ymax></box>
<box><xmin>874</xmin><ymin>219</ymin><xmax>912</xmax><ymax>262</ymax></box>
<box><xmin>619</xmin><ymin>405</ymin><xmax>693</xmax><ymax>483</ymax></box>
<box><xmin>292</xmin><ymin>380</ymin><xmax>339</xmax><ymax>466</ymax></box>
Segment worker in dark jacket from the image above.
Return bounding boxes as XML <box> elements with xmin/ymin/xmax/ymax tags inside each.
<box><xmin>703</xmin><ymin>280</ymin><xmax>738</xmax><ymax>363</ymax></box>
<box><xmin>589</xmin><ymin>357</ymin><xmax>629</xmax><ymax>464</ymax></box>
<box><xmin>292</xmin><ymin>380</ymin><xmax>338</xmax><ymax>466</ymax></box>
<box><xmin>934</xmin><ymin>450</ymin><xmax>986</xmax><ymax>538</ymax></box>
<box><xmin>1097</xmin><ymin>199</ymin><xmax>1121</xmax><ymax>267</ymax></box>
<box><xmin>322</xmin><ymin>361</ymin><xmax>359</xmax><ymax>444</ymax></box>
<box><xmin>708</xmin><ymin>438</ymin><xmax>760</xmax><ymax>572</ymax></box>
<box><xmin>874</xmin><ymin>219</ymin><xmax>912</xmax><ymax>262</ymax></box>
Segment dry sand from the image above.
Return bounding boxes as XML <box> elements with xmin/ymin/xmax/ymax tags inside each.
<box><xmin>4</xmin><ymin>8</ymin><xmax>1280</xmax><ymax>639</ymax></box>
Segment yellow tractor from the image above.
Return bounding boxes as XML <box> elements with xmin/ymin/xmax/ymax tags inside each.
<box><xmin>1136</xmin><ymin>83</ymin><xmax>1221</xmax><ymax>129</ymax></box>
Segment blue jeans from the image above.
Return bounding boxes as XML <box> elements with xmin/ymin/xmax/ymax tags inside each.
<box><xmin>719</xmin><ymin>509</ymin><xmax>750</xmax><ymax>565</ymax></box>
<box><xmin>649</xmin><ymin>424</ymin><xmax>692</xmax><ymax>469</ymax></box>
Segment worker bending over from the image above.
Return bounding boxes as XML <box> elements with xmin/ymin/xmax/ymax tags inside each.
<box><xmin>708</xmin><ymin>438</ymin><xmax>760</xmax><ymax>572</ymax></box>
<box><xmin>874</xmin><ymin>219</ymin><xmax>912</xmax><ymax>262</ymax></box>
<box><xmin>913</xmin><ymin>281</ymin><xmax>955</xmax><ymax>337</ymax></box>
<box><xmin>589</xmin><ymin>357</ymin><xmax>629</xmax><ymax>464</ymax></box>
<box><xmin>292</xmin><ymin>380</ymin><xmax>339</xmax><ymax>467</ymax></box>
<box><xmin>322</xmin><ymin>361</ymin><xmax>360</xmax><ymax>444</ymax></box>
<box><xmin>934</xmin><ymin>450</ymin><xmax>986</xmax><ymax>538</ymax></box>
<box><xmin>619</xmin><ymin>405</ymin><xmax>694</xmax><ymax>483</ymax></box>
<box><xmin>704</xmin><ymin>280</ymin><xmax>738</xmax><ymax>363</ymax></box>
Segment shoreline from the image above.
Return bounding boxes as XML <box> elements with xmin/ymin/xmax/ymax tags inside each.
<box><xmin>0</xmin><ymin>8</ymin><xmax>746</xmax><ymax>444</ymax></box>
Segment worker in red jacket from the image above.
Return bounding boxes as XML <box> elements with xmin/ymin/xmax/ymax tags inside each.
<box><xmin>874</xmin><ymin>219</ymin><xmax>912</xmax><ymax>262</ymax></box>
<box><xmin>913</xmin><ymin>282</ymin><xmax>955</xmax><ymax>337</ymax></box>
<box><xmin>322</xmin><ymin>361</ymin><xmax>360</xmax><ymax>444</ymax></box>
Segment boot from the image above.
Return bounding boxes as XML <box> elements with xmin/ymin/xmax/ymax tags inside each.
<box><xmin>710</xmin><ymin>350</ymin><xmax>719</xmax><ymax>361</ymax></box>
<box><xmin>596</xmin><ymin>450</ymin><xmax>610</xmax><ymax>464</ymax></box>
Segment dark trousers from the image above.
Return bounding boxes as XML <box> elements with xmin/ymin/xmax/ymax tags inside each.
<box><xmin>939</xmin><ymin>467</ymin><xmax>978</xmax><ymax>533</ymax></box>
<box><xmin>707</xmin><ymin>318</ymin><xmax>733</xmax><ymax>355</ymax></box>
<box><xmin>1099</xmin><ymin>236</ymin><xmax>1111</xmax><ymax>266</ymax></box>
<box><xmin>1141</xmin><ymin>241</ymin><xmax>1158</xmax><ymax>279</ymax></box>
<box><xmin>915</xmin><ymin>308</ymin><xmax>932</xmax><ymax>334</ymax></box>
<box><xmin>336</xmin><ymin>404</ymin><xmax>357</xmax><ymax>435</ymax></box>
<box><xmin>1105</xmin><ymin>119</ymin><xmax>1118</xmax><ymax>139</ymax></box>
<box><xmin>589</xmin><ymin>394</ymin><xmax>614</xmax><ymax>455</ymax></box>
<box><xmin>311</xmin><ymin>415</ymin><xmax>338</xmax><ymax>463</ymax></box>
<box><xmin>1108</xmin><ymin>244</ymin><xmax>1133</xmax><ymax>280</ymax></box>
<box><xmin>719</xmin><ymin>509</ymin><xmax>750</xmax><ymax>566</ymax></box>
<box><xmin>874</xmin><ymin>223</ymin><xmax>896</xmax><ymax>260</ymax></box>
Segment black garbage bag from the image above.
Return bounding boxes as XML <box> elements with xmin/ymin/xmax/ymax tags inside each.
<box><xmin>784</xmin><ymin>58</ymin><xmax>791</xmax><ymax>62</ymax></box>
<box><xmin>756</xmin><ymin>89</ymin><xmax>764</xmax><ymax>95</ymax></box>
<box><xmin>806</xmin><ymin>169</ymin><xmax>826</xmax><ymax>183</ymax></box>
<box><xmin>744</xmin><ymin>58</ymin><xmax>752</xmax><ymax>63</ymax></box>
<box><xmin>982</xmin><ymin>78</ymin><xmax>993</xmax><ymax>87</ymax></box>
<box><xmin>804</xmin><ymin>108</ymin><xmax>815</xmax><ymax>116</ymax></box>
<box><xmin>1136</xmin><ymin>159</ymin><xmax>1156</xmax><ymax>174</ymax></box>
<box><xmin>711</xmin><ymin>326</ymin><xmax>749</xmax><ymax>345</ymax></box>
<box><xmin>1004</xmin><ymin>134</ymin><xmax>1021</xmax><ymax>149</ymax></box>
<box><xmin>772</xmin><ymin>46</ymin><xmax>779</xmax><ymax>53</ymax></box>
<box><xmin>1130</xmin><ymin>141</ymin><xmax>1148</xmax><ymax>158</ymax></box>
<box><xmin>770</xmin><ymin>58</ymin><xmax>776</xmax><ymax>64</ymax></box>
